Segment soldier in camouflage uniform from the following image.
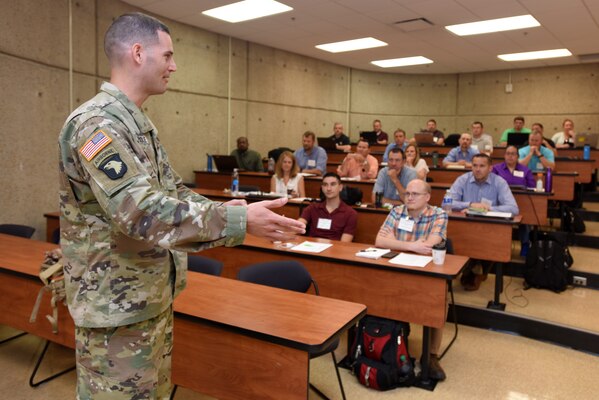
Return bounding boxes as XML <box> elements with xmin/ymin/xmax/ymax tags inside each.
<box><xmin>58</xmin><ymin>13</ymin><xmax>304</xmax><ymax>399</ymax></box>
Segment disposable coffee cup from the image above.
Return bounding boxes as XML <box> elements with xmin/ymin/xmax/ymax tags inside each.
<box><xmin>432</xmin><ymin>242</ymin><xmax>446</xmax><ymax>265</ymax></box>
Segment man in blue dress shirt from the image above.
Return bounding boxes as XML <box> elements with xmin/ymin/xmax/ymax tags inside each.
<box><xmin>294</xmin><ymin>131</ymin><xmax>328</xmax><ymax>176</ymax></box>
<box><xmin>372</xmin><ymin>148</ymin><xmax>417</xmax><ymax>205</ymax></box>
<box><xmin>442</xmin><ymin>133</ymin><xmax>479</xmax><ymax>168</ymax></box>
<box><xmin>449</xmin><ymin>153</ymin><xmax>519</xmax><ymax>290</ymax></box>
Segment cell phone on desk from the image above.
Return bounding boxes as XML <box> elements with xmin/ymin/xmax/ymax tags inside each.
<box><xmin>382</xmin><ymin>251</ymin><xmax>399</xmax><ymax>259</ymax></box>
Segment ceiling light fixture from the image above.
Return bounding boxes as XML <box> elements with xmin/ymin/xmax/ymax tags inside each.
<box><xmin>498</xmin><ymin>48</ymin><xmax>572</xmax><ymax>61</ymax></box>
<box><xmin>445</xmin><ymin>15</ymin><xmax>540</xmax><ymax>36</ymax></box>
<box><xmin>315</xmin><ymin>37</ymin><xmax>387</xmax><ymax>53</ymax></box>
<box><xmin>202</xmin><ymin>0</ymin><xmax>293</xmax><ymax>23</ymax></box>
<box><xmin>371</xmin><ymin>56</ymin><xmax>433</xmax><ymax>68</ymax></box>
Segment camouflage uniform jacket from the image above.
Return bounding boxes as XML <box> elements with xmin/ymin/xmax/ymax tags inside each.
<box><xmin>58</xmin><ymin>82</ymin><xmax>246</xmax><ymax>328</ymax></box>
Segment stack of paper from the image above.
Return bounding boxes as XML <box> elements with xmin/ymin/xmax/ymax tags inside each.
<box><xmin>355</xmin><ymin>248</ymin><xmax>391</xmax><ymax>260</ymax></box>
<box><xmin>388</xmin><ymin>253</ymin><xmax>432</xmax><ymax>268</ymax></box>
<box><xmin>290</xmin><ymin>241</ymin><xmax>332</xmax><ymax>253</ymax></box>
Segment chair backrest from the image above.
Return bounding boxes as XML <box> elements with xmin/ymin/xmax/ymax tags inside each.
<box><xmin>51</xmin><ymin>228</ymin><xmax>61</xmax><ymax>244</ymax></box>
<box><xmin>0</xmin><ymin>224</ymin><xmax>35</xmax><ymax>238</ymax></box>
<box><xmin>237</xmin><ymin>260</ymin><xmax>316</xmax><ymax>294</ymax></box>
<box><xmin>444</xmin><ymin>133</ymin><xmax>461</xmax><ymax>147</ymax></box>
<box><xmin>187</xmin><ymin>255</ymin><xmax>223</xmax><ymax>276</ymax></box>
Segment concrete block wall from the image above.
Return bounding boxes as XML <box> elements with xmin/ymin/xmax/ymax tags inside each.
<box><xmin>1</xmin><ymin>0</ymin><xmax>597</xmax><ymax>240</ymax></box>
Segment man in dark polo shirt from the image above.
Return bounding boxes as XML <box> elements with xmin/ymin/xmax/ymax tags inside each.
<box><xmin>298</xmin><ymin>172</ymin><xmax>358</xmax><ymax>242</ymax></box>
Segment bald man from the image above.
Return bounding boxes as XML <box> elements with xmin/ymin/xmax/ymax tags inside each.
<box><xmin>442</xmin><ymin>133</ymin><xmax>479</xmax><ymax>168</ymax></box>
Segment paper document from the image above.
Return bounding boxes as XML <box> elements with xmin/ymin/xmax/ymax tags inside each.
<box><xmin>446</xmin><ymin>164</ymin><xmax>466</xmax><ymax>169</ymax></box>
<box><xmin>355</xmin><ymin>248</ymin><xmax>391</xmax><ymax>260</ymax></box>
<box><xmin>466</xmin><ymin>210</ymin><xmax>512</xmax><ymax>219</ymax></box>
<box><xmin>290</xmin><ymin>241</ymin><xmax>332</xmax><ymax>253</ymax></box>
<box><xmin>388</xmin><ymin>253</ymin><xmax>432</xmax><ymax>268</ymax></box>
<box><xmin>298</xmin><ymin>172</ymin><xmax>317</xmax><ymax>177</ymax></box>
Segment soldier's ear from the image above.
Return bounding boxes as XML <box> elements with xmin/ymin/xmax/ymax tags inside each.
<box><xmin>132</xmin><ymin>43</ymin><xmax>143</xmax><ymax>65</ymax></box>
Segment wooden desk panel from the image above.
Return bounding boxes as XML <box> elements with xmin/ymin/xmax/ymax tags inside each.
<box><xmin>201</xmin><ymin>235</ymin><xmax>467</xmax><ymax>329</ymax></box>
<box><xmin>0</xmin><ymin>234</ymin><xmax>366</xmax><ymax>400</ymax></box>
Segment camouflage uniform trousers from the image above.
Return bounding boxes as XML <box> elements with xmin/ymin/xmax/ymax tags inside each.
<box><xmin>75</xmin><ymin>305</ymin><xmax>173</xmax><ymax>400</ymax></box>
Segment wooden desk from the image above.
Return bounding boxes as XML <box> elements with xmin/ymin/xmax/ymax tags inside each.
<box><xmin>200</xmin><ymin>234</ymin><xmax>468</xmax><ymax>386</ymax></box>
<box><xmin>0</xmin><ymin>234</ymin><xmax>366</xmax><ymax>400</ymax></box>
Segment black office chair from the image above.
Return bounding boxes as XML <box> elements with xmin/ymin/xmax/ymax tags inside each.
<box><xmin>237</xmin><ymin>260</ymin><xmax>346</xmax><ymax>400</ymax></box>
<box><xmin>51</xmin><ymin>228</ymin><xmax>60</xmax><ymax>244</ymax></box>
<box><xmin>187</xmin><ymin>255</ymin><xmax>223</xmax><ymax>276</ymax></box>
<box><xmin>444</xmin><ymin>133</ymin><xmax>461</xmax><ymax>147</ymax></box>
<box><xmin>0</xmin><ymin>224</ymin><xmax>35</xmax><ymax>238</ymax></box>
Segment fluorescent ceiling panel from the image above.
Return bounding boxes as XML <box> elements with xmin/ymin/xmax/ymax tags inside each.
<box><xmin>446</xmin><ymin>15</ymin><xmax>540</xmax><ymax>36</ymax></box>
<box><xmin>202</xmin><ymin>0</ymin><xmax>292</xmax><ymax>23</ymax></box>
<box><xmin>498</xmin><ymin>48</ymin><xmax>572</xmax><ymax>61</ymax></box>
<box><xmin>315</xmin><ymin>37</ymin><xmax>387</xmax><ymax>53</ymax></box>
<box><xmin>371</xmin><ymin>56</ymin><xmax>433</xmax><ymax>68</ymax></box>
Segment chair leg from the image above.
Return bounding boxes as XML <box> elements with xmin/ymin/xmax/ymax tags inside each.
<box><xmin>29</xmin><ymin>340</ymin><xmax>76</xmax><ymax>387</ymax></box>
<box><xmin>309</xmin><ymin>351</ymin><xmax>346</xmax><ymax>400</ymax></box>
<box><xmin>0</xmin><ymin>331</ymin><xmax>27</xmax><ymax>345</ymax></box>
<box><xmin>170</xmin><ymin>384</ymin><xmax>178</xmax><ymax>399</ymax></box>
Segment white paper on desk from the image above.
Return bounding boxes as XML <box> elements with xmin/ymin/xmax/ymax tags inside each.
<box><xmin>290</xmin><ymin>241</ymin><xmax>332</xmax><ymax>253</ymax></box>
<box><xmin>388</xmin><ymin>253</ymin><xmax>432</xmax><ymax>267</ymax></box>
<box><xmin>355</xmin><ymin>247</ymin><xmax>391</xmax><ymax>260</ymax></box>
<box><xmin>341</xmin><ymin>176</ymin><xmax>360</xmax><ymax>181</ymax></box>
<box><xmin>298</xmin><ymin>172</ymin><xmax>316</xmax><ymax>177</ymax></box>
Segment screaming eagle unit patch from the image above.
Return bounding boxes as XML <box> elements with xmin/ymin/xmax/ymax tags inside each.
<box><xmin>80</xmin><ymin>130</ymin><xmax>128</xmax><ymax>180</ymax></box>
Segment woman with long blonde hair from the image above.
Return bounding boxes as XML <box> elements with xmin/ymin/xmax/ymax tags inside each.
<box><xmin>404</xmin><ymin>144</ymin><xmax>429</xmax><ymax>180</ymax></box>
<box><xmin>270</xmin><ymin>151</ymin><xmax>306</xmax><ymax>197</ymax></box>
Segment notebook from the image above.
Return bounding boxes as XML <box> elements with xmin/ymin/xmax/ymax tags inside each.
<box><xmin>507</xmin><ymin>132</ymin><xmax>530</xmax><ymax>147</ymax></box>
<box><xmin>211</xmin><ymin>155</ymin><xmax>239</xmax><ymax>172</ymax></box>
<box><xmin>414</xmin><ymin>132</ymin><xmax>436</xmax><ymax>145</ymax></box>
<box><xmin>573</xmin><ymin>133</ymin><xmax>598</xmax><ymax>149</ymax></box>
<box><xmin>359</xmin><ymin>131</ymin><xmax>377</xmax><ymax>145</ymax></box>
<box><xmin>317</xmin><ymin>136</ymin><xmax>337</xmax><ymax>151</ymax></box>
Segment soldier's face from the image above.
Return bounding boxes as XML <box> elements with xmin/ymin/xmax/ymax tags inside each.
<box><xmin>142</xmin><ymin>30</ymin><xmax>177</xmax><ymax>95</ymax></box>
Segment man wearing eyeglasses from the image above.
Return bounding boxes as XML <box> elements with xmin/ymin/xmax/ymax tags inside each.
<box><xmin>298</xmin><ymin>172</ymin><xmax>357</xmax><ymax>242</ymax></box>
<box><xmin>375</xmin><ymin>178</ymin><xmax>448</xmax><ymax>381</ymax></box>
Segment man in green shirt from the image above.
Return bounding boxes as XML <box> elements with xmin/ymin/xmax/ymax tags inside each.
<box><xmin>499</xmin><ymin>116</ymin><xmax>531</xmax><ymax>146</ymax></box>
<box><xmin>230</xmin><ymin>136</ymin><xmax>264</xmax><ymax>171</ymax></box>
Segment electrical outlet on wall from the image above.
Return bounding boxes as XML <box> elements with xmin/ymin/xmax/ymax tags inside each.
<box><xmin>505</xmin><ymin>83</ymin><xmax>513</xmax><ymax>93</ymax></box>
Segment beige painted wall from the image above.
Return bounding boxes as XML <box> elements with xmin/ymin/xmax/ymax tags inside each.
<box><xmin>1</xmin><ymin>0</ymin><xmax>598</xmax><ymax>240</ymax></box>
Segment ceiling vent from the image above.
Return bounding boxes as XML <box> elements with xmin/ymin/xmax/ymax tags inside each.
<box><xmin>393</xmin><ymin>18</ymin><xmax>434</xmax><ymax>32</ymax></box>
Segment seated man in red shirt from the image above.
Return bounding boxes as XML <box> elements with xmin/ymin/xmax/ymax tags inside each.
<box><xmin>298</xmin><ymin>172</ymin><xmax>358</xmax><ymax>242</ymax></box>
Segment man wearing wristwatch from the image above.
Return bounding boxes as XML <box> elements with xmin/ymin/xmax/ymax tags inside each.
<box><xmin>518</xmin><ymin>131</ymin><xmax>555</xmax><ymax>172</ymax></box>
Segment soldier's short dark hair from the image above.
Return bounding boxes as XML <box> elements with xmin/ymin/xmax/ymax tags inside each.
<box><xmin>104</xmin><ymin>12</ymin><xmax>170</xmax><ymax>63</ymax></box>
<box><xmin>472</xmin><ymin>153</ymin><xmax>492</xmax><ymax>165</ymax></box>
<box><xmin>322</xmin><ymin>172</ymin><xmax>341</xmax><ymax>183</ymax></box>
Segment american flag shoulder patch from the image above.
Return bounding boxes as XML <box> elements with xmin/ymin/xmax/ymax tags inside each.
<box><xmin>79</xmin><ymin>130</ymin><xmax>112</xmax><ymax>161</ymax></box>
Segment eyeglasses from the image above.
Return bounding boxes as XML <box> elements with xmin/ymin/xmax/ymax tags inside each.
<box><xmin>404</xmin><ymin>192</ymin><xmax>427</xmax><ymax>198</ymax></box>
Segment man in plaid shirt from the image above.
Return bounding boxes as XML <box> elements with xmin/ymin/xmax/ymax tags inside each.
<box><xmin>375</xmin><ymin>179</ymin><xmax>448</xmax><ymax>381</ymax></box>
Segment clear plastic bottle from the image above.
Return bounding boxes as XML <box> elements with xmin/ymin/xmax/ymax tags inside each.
<box><xmin>441</xmin><ymin>189</ymin><xmax>453</xmax><ymax>212</ymax></box>
<box><xmin>536</xmin><ymin>172</ymin><xmax>544</xmax><ymax>192</ymax></box>
<box><xmin>231</xmin><ymin>168</ymin><xmax>239</xmax><ymax>195</ymax></box>
<box><xmin>399</xmin><ymin>354</ymin><xmax>413</xmax><ymax>376</ymax></box>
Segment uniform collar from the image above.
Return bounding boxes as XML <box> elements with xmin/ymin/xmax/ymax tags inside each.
<box><xmin>100</xmin><ymin>82</ymin><xmax>155</xmax><ymax>134</ymax></box>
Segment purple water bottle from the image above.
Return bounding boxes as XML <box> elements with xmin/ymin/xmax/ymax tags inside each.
<box><xmin>545</xmin><ymin>168</ymin><xmax>552</xmax><ymax>193</ymax></box>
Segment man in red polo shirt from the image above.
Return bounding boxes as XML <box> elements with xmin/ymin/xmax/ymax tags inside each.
<box><xmin>298</xmin><ymin>172</ymin><xmax>358</xmax><ymax>242</ymax></box>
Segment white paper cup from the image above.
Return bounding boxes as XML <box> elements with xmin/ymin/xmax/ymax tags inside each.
<box><xmin>432</xmin><ymin>248</ymin><xmax>446</xmax><ymax>265</ymax></box>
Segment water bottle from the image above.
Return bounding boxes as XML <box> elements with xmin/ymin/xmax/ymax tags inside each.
<box><xmin>432</xmin><ymin>151</ymin><xmax>439</xmax><ymax>168</ymax></box>
<box><xmin>583</xmin><ymin>145</ymin><xmax>591</xmax><ymax>160</ymax></box>
<box><xmin>231</xmin><ymin>168</ymin><xmax>239</xmax><ymax>195</ymax></box>
<box><xmin>268</xmin><ymin>157</ymin><xmax>275</xmax><ymax>173</ymax></box>
<box><xmin>442</xmin><ymin>189</ymin><xmax>453</xmax><ymax>212</ymax></box>
<box><xmin>399</xmin><ymin>354</ymin><xmax>413</xmax><ymax>376</ymax></box>
<box><xmin>535</xmin><ymin>172</ymin><xmax>544</xmax><ymax>192</ymax></box>
<box><xmin>206</xmin><ymin>154</ymin><xmax>213</xmax><ymax>172</ymax></box>
<box><xmin>545</xmin><ymin>168</ymin><xmax>552</xmax><ymax>193</ymax></box>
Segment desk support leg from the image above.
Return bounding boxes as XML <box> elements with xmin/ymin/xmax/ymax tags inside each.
<box><xmin>487</xmin><ymin>262</ymin><xmax>506</xmax><ymax>311</ymax></box>
<box><xmin>29</xmin><ymin>340</ymin><xmax>76</xmax><ymax>387</ymax></box>
<box><xmin>414</xmin><ymin>326</ymin><xmax>438</xmax><ymax>391</ymax></box>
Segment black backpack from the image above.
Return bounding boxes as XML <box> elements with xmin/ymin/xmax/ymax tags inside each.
<box><xmin>524</xmin><ymin>232</ymin><xmax>573</xmax><ymax>293</ymax></box>
<box><xmin>561</xmin><ymin>205</ymin><xmax>585</xmax><ymax>234</ymax></box>
<box><xmin>348</xmin><ymin>316</ymin><xmax>415</xmax><ymax>390</ymax></box>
